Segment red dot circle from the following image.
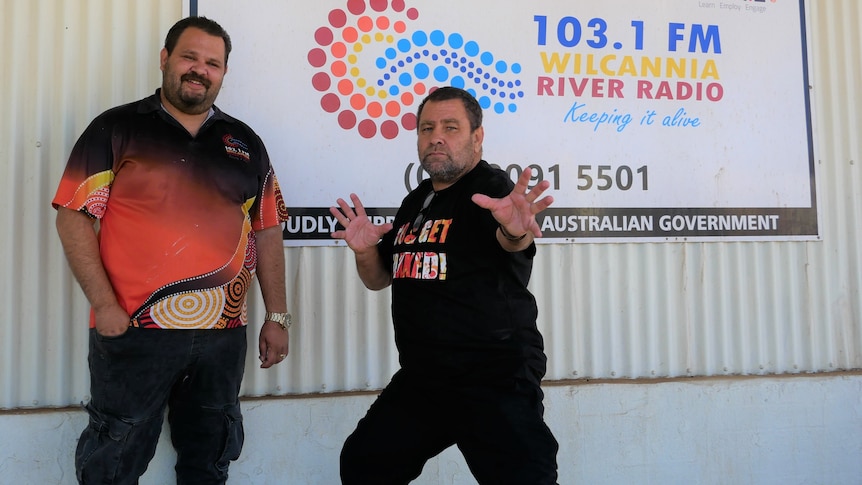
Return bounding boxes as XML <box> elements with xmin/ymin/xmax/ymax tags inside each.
<box><xmin>358</xmin><ymin>119</ymin><xmax>377</xmax><ymax>138</ymax></box>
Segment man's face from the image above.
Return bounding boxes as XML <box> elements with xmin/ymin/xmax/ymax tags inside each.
<box><xmin>159</xmin><ymin>27</ymin><xmax>227</xmax><ymax>115</ymax></box>
<box><xmin>417</xmin><ymin>99</ymin><xmax>484</xmax><ymax>187</ymax></box>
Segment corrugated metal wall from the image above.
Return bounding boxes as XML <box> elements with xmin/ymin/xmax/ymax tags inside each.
<box><xmin>1</xmin><ymin>0</ymin><xmax>859</xmax><ymax>410</ymax></box>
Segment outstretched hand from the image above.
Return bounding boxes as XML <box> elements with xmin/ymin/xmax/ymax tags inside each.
<box><xmin>330</xmin><ymin>193</ymin><xmax>393</xmax><ymax>252</ymax></box>
<box><xmin>472</xmin><ymin>167</ymin><xmax>554</xmax><ymax>239</ymax></box>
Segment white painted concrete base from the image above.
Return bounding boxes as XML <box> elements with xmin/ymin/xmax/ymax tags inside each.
<box><xmin>1</xmin><ymin>374</ymin><xmax>860</xmax><ymax>484</ymax></box>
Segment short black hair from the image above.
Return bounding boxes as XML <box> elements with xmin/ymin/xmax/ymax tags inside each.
<box><xmin>416</xmin><ymin>86</ymin><xmax>483</xmax><ymax>132</ymax></box>
<box><xmin>164</xmin><ymin>16</ymin><xmax>232</xmax><ymax>64</ymax></box>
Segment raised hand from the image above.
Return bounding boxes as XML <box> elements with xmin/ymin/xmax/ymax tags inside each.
<box><xmin>471</xmin><ymin>167</ymin><xmax>554</xmax><ymax>239</ymax></box>
<box><xmin>330</xmin><ymin>193</ymin><xmax>394</xmax><ymax>253</ymax></box>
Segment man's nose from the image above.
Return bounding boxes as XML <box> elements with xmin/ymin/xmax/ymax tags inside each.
<box><xmin>188</xmin><ymin>60</ymin><xmax>208</xmax><ymax>76</ymax></box>
<box><xmin>429</xmin><ymin>130</ymin><xmax>446</xmax><ymax>146</ymax></box>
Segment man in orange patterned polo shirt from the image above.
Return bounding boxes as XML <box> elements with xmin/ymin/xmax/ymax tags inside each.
<box><xmin>53</xmin><ymin>16</ymin><xmax>291</xmax><ymax>484</ymax></box>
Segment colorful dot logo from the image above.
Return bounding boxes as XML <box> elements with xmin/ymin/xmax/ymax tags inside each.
<box><xmin>307</xmin><ymin>0</ymin><xmax>524</xmax><ymax>139</ymax></box>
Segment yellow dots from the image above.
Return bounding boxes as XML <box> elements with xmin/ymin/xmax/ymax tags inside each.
<box><xmin>348</xmin><ymin>54</ymin><xmax>358</xmax><ymax>64</ymax></box>
<box><xmin>356</xmin><ymin>78</ymin><xmax>367</xmax><ymax>88</ymax></box>
<box><xmin>377</xmin><ymin>90</ymin><xmax>388</xmax><ymax>99</ymax></box>
<box><xmin>361</xmin><ymin>34</ymin><xmax>371</xmax><ymax>44</ymax></box>
<box><xmin>386</xmin><ymin>35</ymin><xmax>394</xmax><ymax>43</ymax></box>
<box><xmin>366</xmin><ymin>87</ymin><xmax>376</xmax><ymax>96</ymax></box>
<box><xmin>375</xmin><ymin>33</ymin><xmax>384</xmax><ymax>42</ymax></box>
<box><xmin>350</xmin><ymin>67</ymin><xmax>360</xmax><ymax>77</ymax></box>
<box><xmin>353</xmin><ymin>43</ymin><xmax>363</xmax><ymax>53</ymax></box>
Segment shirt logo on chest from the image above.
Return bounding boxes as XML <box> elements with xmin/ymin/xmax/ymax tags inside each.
<box><xmin>223</xmin><ymin>134</ymin><xmax>250</xmax><ymax>162</ymax></box>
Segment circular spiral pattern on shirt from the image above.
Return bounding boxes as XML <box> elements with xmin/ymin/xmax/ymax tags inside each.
<box><xmin>85</xmin><ymin>187</ymin><xmax>110</xmax><ymax>217</ymax></box>
<box><xmin>244</xmin><ymin>236</ymin><xmax>258</xmax><ymax>269</ymax></box>
<box><xmin>276</xmin><ymin>195</ymin><xmax>289</xmax><ymax>221</ymax></box>
<box><xmin>223</xmin><ymin>267</ymin><xmax>251</xmax><ymax>319</ymax></box>
<box><xmin>149</xmin><ymin>288</ymin><xmax>225</xmax><ymax>329</ymax></box>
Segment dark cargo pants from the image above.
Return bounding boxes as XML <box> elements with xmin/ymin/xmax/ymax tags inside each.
<box><xmin>76</xmin><ymin>326</ymin><xmax>247</xmax><ymax>485</ymax></box>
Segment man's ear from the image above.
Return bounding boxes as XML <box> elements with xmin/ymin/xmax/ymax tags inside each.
<box><xmin>159</xmin><ymin>47</ymin><xmax>168</xmax><ymax>71</ymax></box>
<box><xmin>473</xmin><ymin>125</ymin><xmax>485</xmax><ymax>152</ymax></box>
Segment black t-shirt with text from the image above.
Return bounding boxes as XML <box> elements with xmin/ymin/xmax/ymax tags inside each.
<box><xmin>379</xmin><ymin>161</ymin><xmax>548</xmax><ymax>385</ymax></box>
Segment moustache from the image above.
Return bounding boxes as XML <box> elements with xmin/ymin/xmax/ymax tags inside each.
<box><xmin>181</xmin><ymin>73</ymin><xmax>211</xmax><ymax>89</ymax></box>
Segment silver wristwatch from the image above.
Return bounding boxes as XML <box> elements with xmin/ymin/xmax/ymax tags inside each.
<box><xmin>264</xmin><ymin>311</ymin><xmax>292</xmax><ymax>330</ymax></box>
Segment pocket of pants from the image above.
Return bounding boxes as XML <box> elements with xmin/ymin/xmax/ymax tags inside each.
<box><xmin>75</xmin><ymin>403</ymin><xmax>134</xmax><ymax>482</ymax></box>
<box><xmin>215</xmin><ymin>403</ymin><xmax>245</xmax><ymax>472</ymax></box>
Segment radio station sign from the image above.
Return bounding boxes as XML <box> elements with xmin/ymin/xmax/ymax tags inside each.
<box><xmin>194</xmin><ymin>0</ymin><xmax>817</xmax><ymax>245</ymax></box>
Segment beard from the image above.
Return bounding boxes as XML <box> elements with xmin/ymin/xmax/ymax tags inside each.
<box><xmin>162</xmin><ymin>72</ymin><xmax>219</xmax><ymax>115</ymax></box>
<box><xmin>420</xmin><ymin>154</ymin><xmax>465</xmax><ymax>185</ymax></box>
<box><xmin>419</xmin><ymin>141</ymin><xmax>478</xmax><ymax>185</ymax></box>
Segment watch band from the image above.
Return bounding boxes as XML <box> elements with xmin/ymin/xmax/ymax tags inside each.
<box><xmin>499</xmin><ymin>225</ymin><xmax>527</xmax><ymax>242</ymax></box>
<box><xmin>264</xmin><ymin>311</ymin><xmax>292</xmax><ymax>330</ymax></box>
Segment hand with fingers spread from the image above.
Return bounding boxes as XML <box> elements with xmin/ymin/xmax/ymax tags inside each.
<box><xmin>330</xmin><ymin>193</ymin><xmax>394</xmax><ymax>252</ymax></box>
<box><xmin>330</xmin><ymin>194</ymin><xmax>394</xmax><ymax>290</ymax></box>
<box><xmin>472</xmin><ymin>167</ymin><xmax>555</xmax><ymax>242</ymax></box>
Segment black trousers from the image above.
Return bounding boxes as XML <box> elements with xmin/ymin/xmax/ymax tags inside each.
<box><xmin>75</xmin><ymin>326</ymin><xmax>247</xmax><ymax>485</ymax></box>
<box><xmin>340</xmin><ymin>369</ymin><xmax>559</xmax><ymax>485</ymax></box>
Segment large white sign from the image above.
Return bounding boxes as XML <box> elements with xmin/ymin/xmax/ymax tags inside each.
<box><xmin>191</xmin><ymin>0</ymin><xmax>817</xmax><ymax>245</ymax></box>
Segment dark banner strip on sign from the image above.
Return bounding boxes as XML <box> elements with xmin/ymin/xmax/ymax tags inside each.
<box><xmin>282</xmin><ymin>207</ymin><xmax>818</xmax><ymax>240</ymax></box>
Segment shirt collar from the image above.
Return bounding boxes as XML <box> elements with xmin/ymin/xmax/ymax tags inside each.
<box><xmin>139</xmin><ymin>88</ymin><xmax>236</xmax><ymax>124</ymax></box>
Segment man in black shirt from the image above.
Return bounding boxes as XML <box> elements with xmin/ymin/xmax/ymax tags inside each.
<box><xmin>331</xmin><ymin>86</ymin><xmax>558</xmax><ymax>484</ymax></box>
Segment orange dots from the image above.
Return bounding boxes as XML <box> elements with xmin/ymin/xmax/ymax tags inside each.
<box><xmin>342</xmin><ymin>27</ymin><xmax>358</xmax><ymax>43</ymax></box>
<box><xmin>376</xmin><ymin>16</ymin><xmax>390</xmax><ymax>30</ymax></box>
<box><xmin>357</xmin><ymin>16</ymin><xmax>373</xmax><ymax>32</ymax></box>
<box><xmin>401</xmin><ymin>92</ymin><xmax>414</xmax><ymax>106</ymax></box>
<box><xmin>385</xmin><ymin>101</ymin><xmax>401</xmax><ymax>117</ymax></box>
<box><xmin>350</xmin><ymin>94</ymin><xmax>367</xmax><ymax>110</ymax></box>
<box><xmin>331</xmin><ymin>61</ymin><xmax>347</xmax><ymax>77</ymax></box>
<box><xmin>331</xmin><ymin>42</ymin><xmax>347</xmax><ymax>58</ymax></box>
<box><xmin>394</xmin><ymin>21</ymin><xmax>406</xmax><ymax>33</ymax></box>
<box><xmin>337</xmin><ymin>79</ymin><xmax>354</xmax><ymax>95</ymax></box>
<box><xmin>367</xmin><ymin>102</ymin><xmax>383</xmax><ymax>118</ymax></box>
<box><xmin>414</xmin><ymin>83</ymin><xmax>427</xmax><ymax>95</ymax></box>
